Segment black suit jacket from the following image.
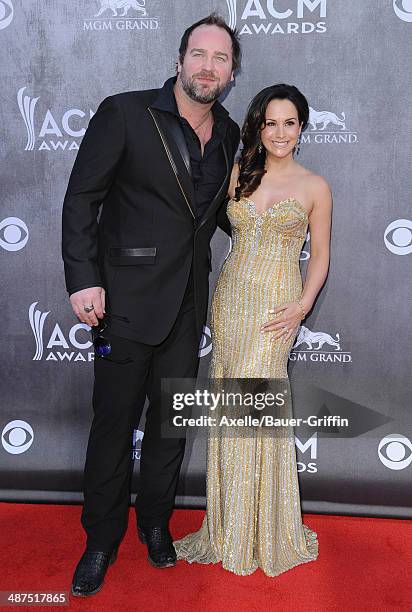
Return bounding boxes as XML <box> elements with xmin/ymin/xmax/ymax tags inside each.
<box><xmin>61</xmin><ymin>79</ymin><xmax>240</xmax><ymax>344</ymax></box>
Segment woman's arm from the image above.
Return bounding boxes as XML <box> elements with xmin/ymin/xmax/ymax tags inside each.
<box><xmin>300</xmin><ymin>175</ymin><xmax>333</xmax><ymax>315</ymax></box>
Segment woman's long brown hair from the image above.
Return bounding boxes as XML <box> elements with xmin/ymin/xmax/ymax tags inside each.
<box><xmin>235</xmin><ymin>84</ymin><xmax>309</xmax><ymax>201</ymax></box>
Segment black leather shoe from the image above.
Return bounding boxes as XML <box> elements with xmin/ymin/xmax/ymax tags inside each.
<box><xmin>137</xmin><ymin>525</ymin><xmax>176</xmax><ymax>568</ymax></box>
<box><xmin>71</xmin><ymin>548</ymin><xmax>118</xmax><ymax>597</ymax></box>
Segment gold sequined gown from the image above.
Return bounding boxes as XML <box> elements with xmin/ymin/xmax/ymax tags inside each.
<box><xmin>173</xmin><ymin>196</ymin><xmax>319</xmax><ymax>576</ymax></box>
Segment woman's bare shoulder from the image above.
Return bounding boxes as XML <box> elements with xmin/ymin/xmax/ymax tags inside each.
<box><xmin>295</xmin><ymin>165</ymin><xmax>332</xmax><ymax>199</ymax></box>
<box><xmin>308</xmin><ymin>172</ymin><xmax>331</xmax><ymax>197</ymax></box>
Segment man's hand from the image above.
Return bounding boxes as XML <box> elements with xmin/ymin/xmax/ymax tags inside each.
<box><xmin>70</xmin><ymin>287</ymin><xmax>105</xmax><ymax>327</ymax></box>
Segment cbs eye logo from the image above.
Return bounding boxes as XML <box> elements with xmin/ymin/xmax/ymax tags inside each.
<box><xmin>0</xmin><ymin>217</ymin><xmax>29</xmax><ymax>252</ymax></box>
<box><xmin>1</xmin><ymin>420</ymin><xmax>34</xmax><ymax>454</ymax></box>
<box><xmin>393</xmin><ymin>0</ymin><xmax>412</xmax><ymax>22</ymax></box>
<box><xmin>0</xmin><ymin>1</ymin><xmax>14</xmax><ymax>30</ymax></box>
<box><xmin>198</xmin><ymin>325</ymin><xmax>212</xmax><ymax>358</ymax></box>
<box><xmin>378</xmin><ymin>434</ymin><xmax>412</xmax><ymax>471</ymax></box>
<box><xmin>384</xmin><ymin>219</ymin><xmax>412</xmax><ymax>255</ymax></box>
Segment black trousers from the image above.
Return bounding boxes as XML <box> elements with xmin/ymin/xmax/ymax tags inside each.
<box><xmin>81</xmin><ymin>275</ymin><xmax>199</xmax><ymax>551</ymax></box>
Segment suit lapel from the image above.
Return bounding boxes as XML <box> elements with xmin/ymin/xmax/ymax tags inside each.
<box><xmin>148</xmin><ymin>106</ymin><xmax>196</xmax><ymax>219</ymax></box>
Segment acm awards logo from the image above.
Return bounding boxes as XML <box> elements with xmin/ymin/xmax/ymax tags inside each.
<box><xmin>290</xmin><ymin>324</ymin><xmax>352</xmax><ymax>364</ymax></box>
<box><xmin>393</xmin><ymin>0</ymin><xmax>412</xmax><ymax>21</ymax></box>
<box><xmin>83</xmin><ymin>0</ymin><xmax>159</xmax><ymax>31</ymax></box>
<box><xmin>29</xmin><ymin>302</ymin><xmax>94</xmax><ymax>363</ymax></box>
<box><xmin>0</xmin><ymin>0</ymin><xmax>13</xmax><ymax>30</ymax></box>
<box><xmin>225</xmin><ymin>0</ymin><xmax>327</xmax><ymax>35</ymax></box>
<box><xmin>296</xmin><ymin>433</ymin><xmax>317</xmax><ymax>473</ymax></box>
<box><xmin>384</xmin><ymin>219</ymin><xmax>412</xmax><ymax>255</ymax></box>
<box><xmin>0</xmin><ymin>217</ymin><xmax>29</xmax><ymax>251</ymax></box>
<box><xmin>17</xmin><ymin>87</ymin><xmax>94</xmax><ymax>152</ymax></box>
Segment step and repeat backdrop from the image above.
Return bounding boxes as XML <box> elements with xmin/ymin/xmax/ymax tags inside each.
<box><xmin>1</xmin><ymin>1</ymin><xmax>411</xmax><ymax>517</ymax></box>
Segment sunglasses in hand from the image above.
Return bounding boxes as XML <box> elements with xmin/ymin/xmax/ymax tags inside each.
<box><xmin>90</xmin><ymin>314</ymin><xmax>133</xmax><ymax>364</ymax></box>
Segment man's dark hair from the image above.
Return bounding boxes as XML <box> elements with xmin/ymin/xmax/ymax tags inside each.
<box><xmin>178</xmin><ymin>13</ymin><xmax>242</xmax><ymax>73</ymax></box>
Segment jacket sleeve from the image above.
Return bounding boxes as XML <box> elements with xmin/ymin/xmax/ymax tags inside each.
<box><xmin>61</xmin><ymin>95</ymin><xmax>125</xmax><ymax>295</ymax></box>
<box><xmin>217</xmin><ymin>121</ymin><xmax>240</xmax><ymax>237</ymax></box>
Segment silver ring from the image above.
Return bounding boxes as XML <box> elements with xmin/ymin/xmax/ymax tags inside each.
<box><xmin>83</xmin><ymin>304</ymin><xmax>94</xmax><ymax>313</ymax></box>
<box><xmin>283</xmin><ymin>327</ymin><xmax>289</xmax><ymax>333</ymax></box>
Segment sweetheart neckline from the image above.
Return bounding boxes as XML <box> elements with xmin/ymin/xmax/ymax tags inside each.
<box><xmin>235</xmin><ymin>196</ymin><xmax>309</xmax><ymax>220</ymax></box>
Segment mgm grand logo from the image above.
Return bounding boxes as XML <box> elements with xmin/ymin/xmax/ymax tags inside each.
<box><xmin>290</xmin><ymin>325</ymin><xmax>352</xmax><ymax>363</ymax></box>
<box><xmin>83</xmin><ymin>0</ymin><xmax>159</xmax><ymax>31</ymax></box>
<box><xmin>301</xmin><ymin>105</ymin><xmax>358</xmax><ymax>145</ymax></box>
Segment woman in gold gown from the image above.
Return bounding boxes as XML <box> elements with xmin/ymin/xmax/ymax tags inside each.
<box><xmin>173</xmin><ymin>84</ymin><xmax>332</xmax><ymax>576</ymax></box>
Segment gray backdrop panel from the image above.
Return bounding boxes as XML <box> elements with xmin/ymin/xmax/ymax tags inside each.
<box><xmin>1</xmin><ymin>0</ymin><xmax>411</xmax><ymax>517</ymax></box>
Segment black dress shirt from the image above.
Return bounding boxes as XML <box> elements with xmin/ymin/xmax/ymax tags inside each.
<box><xmin>153</xmin><ymin>77</ymin><xmax>229</xmax><ymax>219</ymax></box>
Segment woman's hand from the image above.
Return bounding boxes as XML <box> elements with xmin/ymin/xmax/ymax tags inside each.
<box><xmin>261</xmin><ymin>301</ymin><xmax>304</xmax><ymax>343</ymax></box>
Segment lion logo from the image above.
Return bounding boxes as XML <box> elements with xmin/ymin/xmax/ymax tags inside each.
<box><xmin>95</xmin><ymin>0</ymin><xmax>147</xmax><ymax>18</ymax></box>
<box><xmin>293</xmin><ymin>325</ymin><xmax>341</xmax><ymax>351</ymax></box>
<box><xmin>308</xmin><ymin>107</ymin><xmax>346</xmax><ymax>131</ymax></box>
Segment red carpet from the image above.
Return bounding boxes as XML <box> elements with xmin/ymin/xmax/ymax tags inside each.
<box><xmin>1</xmin><ymin>503</ymin><xmax>411</xmax><ymax>611</ymax></box>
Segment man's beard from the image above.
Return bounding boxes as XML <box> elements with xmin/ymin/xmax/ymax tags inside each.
<box><xmin>180</xmin><ymin>71</ymin><xmax>227</xmax><ymax>104</ymax></box>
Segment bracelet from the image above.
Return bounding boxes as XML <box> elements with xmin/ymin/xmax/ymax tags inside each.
<box><xmin>295</xmin><ymin>299</ymin><xmax>306</xmax><ymax>319</ymax></box>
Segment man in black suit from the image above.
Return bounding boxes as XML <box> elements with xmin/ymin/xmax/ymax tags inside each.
<box><xmin>62</xmin><ymin>13</ymin><xmax>241</xmax><ymax>596</ymax></box>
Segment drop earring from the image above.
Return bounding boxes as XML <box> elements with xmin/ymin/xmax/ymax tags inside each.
<box><xmin>295</xmin><ymin>136</ymin><xmax>301</xmax><ymax>156</ymax></box>
<box><xmin>257</xmin><ymin>142</ymin><xmax>263</xmax><ymax>154</ymax></box>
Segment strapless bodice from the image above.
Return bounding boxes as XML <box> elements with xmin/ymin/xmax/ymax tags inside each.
<box><xmin>227</xmin><ymin>196</ymin><xmax>309</xmax><ymax>261</ymax></box>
